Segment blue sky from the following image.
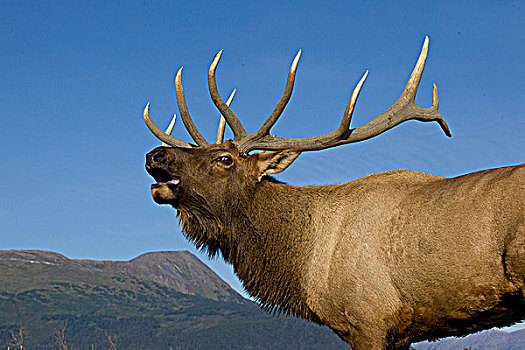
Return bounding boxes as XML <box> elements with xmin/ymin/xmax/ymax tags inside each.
<box><xmin>1</xmin><ymin>0</ymin><xmax>523</xmax><ymax>330</ymax></box>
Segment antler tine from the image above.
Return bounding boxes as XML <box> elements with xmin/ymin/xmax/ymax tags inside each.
<box><xmin>161</xmin><ymin>114</ymin><xmax>177</xmax><ymax>147</ymax></box>
<box><xmin>431</xmin><ymin>82</ymin><xmax>451</xmax><ymax>136</ymax></box>
<box><xmin>208</xmin><ymin>50</ymin><xmax>247</xmax><ymax>139</ymax></box>
<box><xmin>174</xmin><ymin>68</ymin><xmax>210</xmax><ymax>146</ymax></box>
<box><xmin>216</xmin><ymin>88</ymin><xmax>237</xmax><ymax>144</ymax></box>
<box><xmin>143</xmin><ymin>103</ymin><xmax>193</xmax><ymax>148</ymax></box>
<box><xmin>236</xmin><ymin>70</ymin><xmax>369</xmax><ymax>153</ymax></box>
<box><xmin>343</xmin><ymin>36</ymin><xmax>451</xmax><ymax>141</ymax></box>
<box><xmin>236</xmin><ymin>37</ymin><xmax>450</xmax><ymax>154</ymax></box>
<box><xmin>338</xmin><ymin>70</ymin><xmax>369</xmax><ymax>136</ymax></box>
<box><xmin>255</xmin><ymin>50</ymin><xmax>302</xmax><ymax>137</ymax></box>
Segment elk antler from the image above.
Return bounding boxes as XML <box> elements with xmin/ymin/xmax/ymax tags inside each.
<box><xmin>144</xmin><ymin>67</ymin><xmax>209</xmax><ymax>147</ymax></box>
<box><xmin>146</xmin><ymin>37</ymin><xmax>450</xmax><ymax>153</ymax></box>
<box><xmin>174</xmin><ymin>68</ymin><xmax>210</xmax><ymax>146</ymax></box>
<box><xmin>208</xmin><ymin>50</ymin><xmax>248</xmax><ymax>140</ymax></box>
<box><xmin>216</xmin><ymin>89</ymin><xmax>237</xmax><ymax>144</ymax></box>
<box><xmin>143</xmin><ymin>103</ymin><xmax>193</xmax><ymax>148</ymax></box>
<box><xmin>162</xmin><ymin>114</ymin><xmax>177</xmax><ymax>147</ymax></box>
<box><xmin>144</xmin><ymin>80</ymin><xmax>235</xmax><ymax>147</ymax></box>
<box><xmin>254</xmin><ymin>50</ymin><xmax>302</xmax><ymax>138</ymax></box>
<box><xmin>208</xmin><ymin>49</ymin><xmax>303</xmax><ymax>152</ymax></box>
<box><xmin>207</xmin><ymin>36</ymin><xmax>450</xmax><ymax>155</ymax></box>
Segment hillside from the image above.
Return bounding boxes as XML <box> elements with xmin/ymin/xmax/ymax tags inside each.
<box><xmin>0</xmin><ymin>250</ymin><xmax>348</xmax><ymax>349</ymax></box>
<box><xmin>412</xmin><ymin>328</ymin><xmax>525</xmax><ymax>350</ymax></box>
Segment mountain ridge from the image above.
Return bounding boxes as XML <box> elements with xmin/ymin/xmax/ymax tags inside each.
<box><xmin>0</xmin><ymin>249</ymin><xmax>243</xmax><ymax>303</ymax></box>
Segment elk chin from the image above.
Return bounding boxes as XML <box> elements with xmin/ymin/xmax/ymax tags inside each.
<box><xmin>150</xmin><ymin>180</ymin><xmax>180</xmax><ymax>206</ymax></box>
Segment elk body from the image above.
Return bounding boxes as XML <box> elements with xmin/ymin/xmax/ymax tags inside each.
<box><xmin>143</xmin><ymin>38</ymin><xmax>525</xmax><ymax>349</ymax></box>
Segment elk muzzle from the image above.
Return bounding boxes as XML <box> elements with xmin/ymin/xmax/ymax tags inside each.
<box><xmin>146</xmin><ymin>148</ymin><xmax>181</xmax><ymax>205</ymax></box>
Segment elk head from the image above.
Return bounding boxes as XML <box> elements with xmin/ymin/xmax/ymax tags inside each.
<box><xmin>144</xmin><ymin>36</ymin><xmax>450</xmax><ymax>214</ymax></box>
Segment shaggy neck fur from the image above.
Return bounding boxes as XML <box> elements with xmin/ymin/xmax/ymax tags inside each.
<box><xmin>177</xmin><ymin>177</ymin><xmax>321</xmax><ymax>322</ymax></box>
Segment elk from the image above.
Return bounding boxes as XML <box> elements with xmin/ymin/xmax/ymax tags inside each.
<box><xmin>143</xmin><ymin>38</ymin><xmax>524</xmax><ymax>349</ymax></box>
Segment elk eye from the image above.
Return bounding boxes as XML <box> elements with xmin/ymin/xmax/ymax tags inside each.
<box><xmin>216</xmin><ymin>155</ymin><xmax>233</xmax><ymax>166</ymax></box>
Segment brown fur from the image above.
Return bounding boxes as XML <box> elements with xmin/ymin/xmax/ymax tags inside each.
<box><xmin>145</xmin><ymin>142</ymin><xmax>524</xmax><ymax>349</ymax></box>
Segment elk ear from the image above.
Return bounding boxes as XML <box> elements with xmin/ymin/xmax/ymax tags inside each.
<box><xmin>255</xmin><ymin>150</ymin><xmax>301</xmax><ymax>181</ymax></box>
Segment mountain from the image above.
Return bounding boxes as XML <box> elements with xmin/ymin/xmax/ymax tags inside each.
<box><xmin>1</xmin><ymin>250</ymin><xmax>242</xmax><ymax>303</ymax></box>
<box><xmin>412</xmin><ymin>328</ymin><xmax>525</xmax><ymax>350</ymax></box>
<box><xmin>93</xmin><ymin>250</ymin><xmax>243</xmax><ymax>303</ymax></box>
<box><xmin>0</xmin><ymin>250</ymin><xmax>348</xmax><ymax>349</ymax></box>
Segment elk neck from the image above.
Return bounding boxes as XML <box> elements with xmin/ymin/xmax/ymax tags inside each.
<box><xmin>178</xmin><ymin>176</ymin><xmax>323</xmax><ymax>321</ymax></box>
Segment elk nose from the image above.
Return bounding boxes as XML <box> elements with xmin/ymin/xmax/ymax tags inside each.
<box><xmin>146</xmin><ymin>148</ymin><xmax>167</xmax><ymax>167</ymax></box>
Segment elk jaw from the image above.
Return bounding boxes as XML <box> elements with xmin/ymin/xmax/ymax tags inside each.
<box><xmin>150</xmin><ymin>179</ymin><xmax>180</xmax><ymax>205</ymax></box>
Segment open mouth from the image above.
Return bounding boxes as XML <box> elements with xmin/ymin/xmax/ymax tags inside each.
<box><xmin>147</xmin><ymin>167</ymin><xmax>172</xmax><ymax>183</ymax></box>
<box><xmin>146</xmin><ymin>168</ymin><xmax>181</xmax><ymax>205</ymax></box>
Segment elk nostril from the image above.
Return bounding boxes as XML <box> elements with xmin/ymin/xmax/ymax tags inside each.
<box><xmin>151</xmin><ymin>149</ymin><xmax>166</xmax><ymax>164</ymax></box>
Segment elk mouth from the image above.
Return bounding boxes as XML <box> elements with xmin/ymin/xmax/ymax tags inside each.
<box><xmin>147</xmin><ymin>168</ymin><xmax>181</xmax><ymax>206</ymax></box>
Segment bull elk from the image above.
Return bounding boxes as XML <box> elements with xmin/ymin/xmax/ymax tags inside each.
<box><xmin>143</xmin><ymin>37</ymin><xmax>524</xmax><ymax>349</ymax></box>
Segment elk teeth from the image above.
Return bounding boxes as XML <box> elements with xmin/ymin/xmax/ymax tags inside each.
<box><xmin>167</xmin><ymin>179</ymin><xmax>180</xmax><ymax>185</ymax></box>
